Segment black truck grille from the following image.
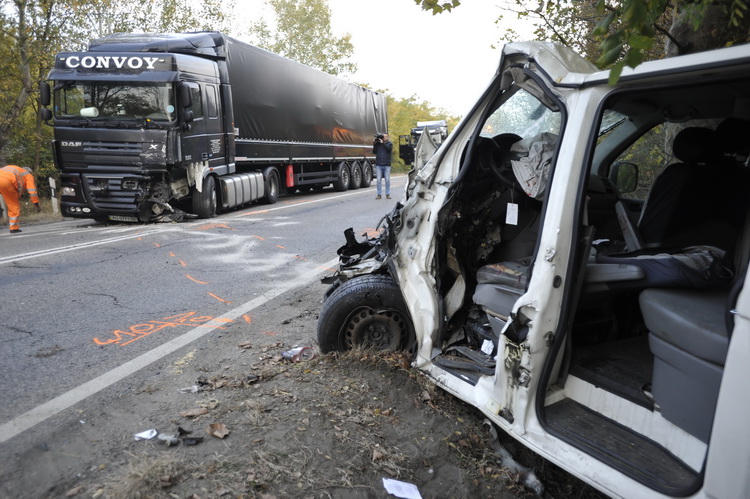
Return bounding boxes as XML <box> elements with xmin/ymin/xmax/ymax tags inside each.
<box><xmin>84</xmin><ymin>175</ymin><xmax>142</xmax><ymax>212</ymax></box>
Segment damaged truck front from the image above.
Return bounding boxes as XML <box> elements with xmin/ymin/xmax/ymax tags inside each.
<box><xmin>318</xmin><ymin>41</ymin><xmax>750</xmax><ymax>498</ymax></box>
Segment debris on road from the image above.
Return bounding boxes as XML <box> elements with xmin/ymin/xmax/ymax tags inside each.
<box><xmin>133</xmin><ymin>429</ymin><xmax>157</xmax><ymax>441</ymax></box>
<box><xmin>281</xmin><ymin>346</ymin><xmax>315</xmax><ymax>362</ymax></box>
<box><xmin>206</xmin><ymin>423</ymin><xmax>230</xmax><ymax>439</ymax></box>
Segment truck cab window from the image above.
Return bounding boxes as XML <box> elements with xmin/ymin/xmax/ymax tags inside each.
<box><xmin>190</xmin><ymin>86</ymin><xmax>203</xmax><ymax>120</ymax></box>
<box><xmin>206</xmin><ymin>85</ymin><xmax>219</xmax><ymax>118</ymax></box>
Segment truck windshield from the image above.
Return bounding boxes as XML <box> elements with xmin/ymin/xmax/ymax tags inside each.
<box><xmin>54</xmin><ymin>81</ymin><xmax>175</xmax><ymax>122</ymax></box>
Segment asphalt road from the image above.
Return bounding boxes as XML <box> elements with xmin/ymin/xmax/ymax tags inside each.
<box><xmin>0</xmin><ymin>178</ymin><xmax>405</xmax><ymax>446</ymax></box>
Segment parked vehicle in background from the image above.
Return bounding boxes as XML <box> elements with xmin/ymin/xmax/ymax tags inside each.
<box><xmin>39</xmin><ymin>32</ymin><xmax>385</xmax><ymax>222</ymax></box>
<box><xmin>318</xmin><ymin>41</ymin><xmax>750</xmax><ymax>497</ymax></box>
<box><xmin>398</xmin><ymin>120</ymin><xmax>448</xmax><ymax>165</ymax></box>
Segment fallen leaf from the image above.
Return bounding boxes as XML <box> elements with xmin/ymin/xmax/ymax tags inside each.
<box><xmin>238</xmin><ymin>341</ymin><xmax>252</xmax><ymax>349</ymax></box>
<box><xmin>372</xmin><ymin>449</ymin><xmax>384</xmax><ymax>461</ymax></box>
<box><xmin>206</xmin><ymin>423</ymin><xmax>230</xmax><ymax>439</ymax></box>
<box><xmin>180</xmin><ymin>408</ymin><xmax>209</xmax><ymax>418</ymax></box>
<box><xmin>66</xmin><ymin>485</ymin><xmax>85</xmax><ymax>497</ymax></box>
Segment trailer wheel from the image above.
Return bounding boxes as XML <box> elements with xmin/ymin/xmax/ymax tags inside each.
<box><xmin>192</xmin><ymin>175</ymin><xmax>217</xmax><ymax>218</ymax></box>
<box><xmin>317</xmin><ymin>275</ymin><xmax>415</xmax><ymax>353</ymax></box>
<box><xmin>360</xmin><ymin>162</ymin><xmax>373</xmax><ymax>188</ymax></box>
<box><xmin>349</xmin><ymin>162</ymin><xmax>362</xmax><ymax>190</ymax></box>
<box><xmin>333</xmin><ymin>162</ymin><xmax>351</xmax><ymax>191</ymax></box>
<box><xmin>263</xmin><ymin>168</ymin><xmax>279</xmax><ymax>204</ymax></box>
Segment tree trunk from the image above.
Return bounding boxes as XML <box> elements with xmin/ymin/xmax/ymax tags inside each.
<box><xmin>667</xmin><ymin>4</ymin><xmax>750</xmax><ymax>56</ymax></box>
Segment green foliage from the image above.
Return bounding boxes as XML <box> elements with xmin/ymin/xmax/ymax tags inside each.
<box><xmin>247</xmin><ymin>0</ymin><xmax>356</xmax><ymax>76</ymax></box>
<box><xmin>414</xmin><ymin>0</ymin><xmax>461</xmax><ymax>15</ymax></box>
<box><xmin>385</xmin><ymin>93</ymin><xmax>459</xmax><ymax>171</ymax></box>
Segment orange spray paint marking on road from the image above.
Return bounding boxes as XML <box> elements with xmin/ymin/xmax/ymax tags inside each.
<box><xmin>169</xmin><ymin>252</ymin><xmax>176</xmax><ymax>257</ymax></box>
<box><xmin>197</xmin><ymin>223</ymin><xmax>238</xmax><ymax>231</ymax></box>
<box><xmin>261</xmin><ymin>331</ymin><xmax>278</xmax><ymax>337</ymax></box>
<box><xmin>276</xmin><ymin>244</ymin><xmax>286</xmax><ymax>250</ymax></box>
<box><xmin>252</xmin><ymin>235</ymin><xmax>266</xmax><ymax>241</ymax></box>
<box><xmin>242</xmin><ymin>314</ymin><xmax>252</xmax><ymax>323</ymax></box>
<box><xmin>283</xmin><ymin>200</ymin><xmax>307</xmax><ymax>205</ymax></box>
<box><xmin>93</xmin><ymin>312</ymin><xmax>230</xmax><ymax>347</ymax></box>
<box><xmin>241</xmin><ymin>209</ymin><xmax>269</xmax><ymax>216</ymax></box>
<box><xmin>179</xmin><ymin>260</ymin><xmax>187</xmax><ymax>267</ymax></box>
<box><xmin>294</xmin><ymin>255</ymin><xmax>308</xmax><ymax>261</ymax></box>
<box><xmin>153</xmin><ymin>243</ymin><xmax>161</xmax><ymax>248</ymax></box>
<box><xmin>186</xmin><ymin>274</ymin><xmax>208</xmax><ymax>285</ymax></box>
<box><xmin>208</xmin><ymin>292</ymin><xmax>232</xmax><ymax>304</ymax></box>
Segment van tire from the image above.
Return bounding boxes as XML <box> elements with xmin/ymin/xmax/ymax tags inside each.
<box><xmin>192</xmin><ymin>175</ymin><xmax>217</xmax><ymax>218</ymax></box>
<box><xmin>317</xmin><ymin>274</ymin><xmax>415</xmax><ymax>353</ymax></box>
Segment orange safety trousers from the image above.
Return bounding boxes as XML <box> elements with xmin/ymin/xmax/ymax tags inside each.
<box><xmin>0</xmin><ymin>165</ymin><xmax>39</xmax><ymax>231</ymax></box>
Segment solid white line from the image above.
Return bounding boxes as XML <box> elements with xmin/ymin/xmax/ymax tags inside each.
<box><xmin>0</xmin><ymin>230</ymin><xmax>163</xmax><ymax>265</ymax></box>
<box><xmin>0</xmin><ymin>257</ymin><xmax>339</xmax><ymax>444</ymax></box>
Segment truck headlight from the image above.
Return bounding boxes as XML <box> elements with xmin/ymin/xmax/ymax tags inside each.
<box><xmin>61</xmin><ymin>186</ymin><xmax>76</xmax><ymax>197</ymax></box>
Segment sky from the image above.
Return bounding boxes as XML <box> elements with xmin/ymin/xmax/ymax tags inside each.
<box><xmin>239</xmin><ymin>1</ymin><xmax>536</xmax><ymax>117</ymax></box>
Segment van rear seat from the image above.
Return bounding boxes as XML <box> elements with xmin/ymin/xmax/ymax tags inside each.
<box><xmin>639</xmin><ymin>211</ymin><xmax>750</xmax><ymax>442</ymax></box>
<box><xmin>639</xmin><ymin>288</ymin><xmax>731</xmax><ymax>442</ymax></box>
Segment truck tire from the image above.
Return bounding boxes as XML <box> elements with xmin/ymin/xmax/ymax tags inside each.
<box><xmin>360</xmin><ymin>162</ymin><xmax>373</xmax><ymax>188</ymax></box>
<box><xmin>349</xmin><ymin>162</ymin><xmax>362</xmax><ymax>190</ymax></box>
<box><xmin>192</xmin><ymin>175</ymin><xmax>217</xmax><ymax>218</ymax></box>
<box><xmin>333</xmin><ymin>162</ymin><xmax>351</xmax><ymax>191</ymax></box>
<box><xmin>263</xmin><ymin>168</ymin><xmax>279</xmax><ymax>204</ymax></box>
<box><xmin>317</xmin><ymin>274</ymin><xmax>415</xmax><ymax>353</ymax></box>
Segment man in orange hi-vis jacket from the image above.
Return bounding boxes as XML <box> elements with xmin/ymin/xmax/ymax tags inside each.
<box><xmin>0</xmin><ymin>164</ymin><xmax>41</xmax><ymax>234</ymax></box>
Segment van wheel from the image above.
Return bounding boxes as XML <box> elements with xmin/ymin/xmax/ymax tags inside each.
<box><xmin>349</xmin><ymin>162</ymin><xmax>362</xmax><ymax>190</ymax></box>
<box><xmin>333</xmin><ymin>162</ymin><xmax>350</xmax><ymax>191</ymax></box>
<box><xmin>360</xmin><ymin>162</ymin><xmax>372</xmax><ymax>188</ymax></box>
<box><xmin>317</xmin><ymin>275</ymin><xmax>415</xmax><ymax>353</ymax></box>
<box><xmin>192</xmin><ymin>175</ymin><xmax>217</xmax><ymax>218</ymax></box>
<box><xmin>263</xmin><ymin>168</ymin><xmax>279</xmax><ymax>204</ymax></box>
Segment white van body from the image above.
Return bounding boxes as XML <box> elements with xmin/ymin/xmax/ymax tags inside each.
<box><xmin>319</xmin><ymin>41</ymin><xmax>750</xmax><ymax>498</ymax></box>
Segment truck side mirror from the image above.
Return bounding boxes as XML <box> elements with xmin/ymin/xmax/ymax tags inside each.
<box><xmin>609</xmin><ymin>161</ymin><xmax>638</xmax><ymax>194</ymax></box>
<box><xmin>40</xmin><ymin>108</ymin><xmax>53</xmax><ymax>122</ymax></box>
<box><xmin>39</xmin><ymin>82</ymin><xmax>51</xmax><ymax>107</ymax></box>
<box><xmin>183</xmin><ymin>109</ymin><xmax>194</xmax><ymax>124</ymax></box>
<box><xmin>179</xmin><ymin>83</ymin><xmax>192</xmax><ymax>108</ymax></box>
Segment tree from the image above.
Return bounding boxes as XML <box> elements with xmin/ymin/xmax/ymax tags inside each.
<box><xmin>414</xmin><ymin>0</ymin><xmax>750</xmax><ymax>79</ymax></box>
<box><xmin>247</xmin><ymin>0</ymin><xmax>356</xmax><ymax>76</ymax></box>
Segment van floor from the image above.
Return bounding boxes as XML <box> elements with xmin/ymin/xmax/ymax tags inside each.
<box><xmin>568</xmin><ymin>334</ymin><xmax>654</xmax><ymax>409</ymax></box>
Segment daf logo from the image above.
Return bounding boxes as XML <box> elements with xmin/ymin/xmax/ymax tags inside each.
<box><xmin>62</xmin><ymin>55</ymin><xmax>161</xmax><ymax>70</ymax></box>
<box><xmin>61</xmin><ymin>141</ymin><xmax>82</xmax><ymax>147</ymax></box>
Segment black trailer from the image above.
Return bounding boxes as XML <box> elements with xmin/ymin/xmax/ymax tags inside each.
<box><xmin>40</xmin><ymin>32</ymin><xmax>387</xmax><ymax>222</ymax></box>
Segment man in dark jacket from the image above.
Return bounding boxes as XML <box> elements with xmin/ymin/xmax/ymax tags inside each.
<box><xmin>372</xmin><ymin>133</ymin><xmax>393</xmax><ymax>199</ymax></box>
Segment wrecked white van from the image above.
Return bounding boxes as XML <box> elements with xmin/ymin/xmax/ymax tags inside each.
<box><xmin>317</xmin><ymin>41</ymin><xmax>750</xmax><ymax>497</ymax></box>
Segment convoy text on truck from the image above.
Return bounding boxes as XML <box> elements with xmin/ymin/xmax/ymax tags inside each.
<box><xmin>39</xmin><ymin>32</ymin><xmax>386</xmax><ymax>222</ymax></box>
<box><xmin>317</xmin><ymin>42</ymin><xmax>750</xmax><ymax>497</ymax></box>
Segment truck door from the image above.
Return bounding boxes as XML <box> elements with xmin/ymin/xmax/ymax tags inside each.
<box><xmin>204</xmin><ymin>84</ymin><xmax>226</xmax><ymax>173</ymax></box>
<box><xmin>181</xmin><ymin>83</ymin><xmax>209</xmax><ymax>166</ymax></box>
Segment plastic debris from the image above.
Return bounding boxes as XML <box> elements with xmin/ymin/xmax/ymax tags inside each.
<box><xmin>281</xmin><ymin>346</ymin><xmax>315</xmax><ymax>362</ymax></box>
<box><xmin>157</xmin><ymin>433</ymin><xmax>179</xmax><ymax>446</ymax></box>
<box><xmin>178</xmin><ymin>385</ymin><xmax>201</xmax><ymax>394</ymax></box>
<box><xmin>133</xmin><ymin>429</ymin><xmax>158</xmax><ymax>441</ymax></box>
<box><xmin>382</xmin><ymin>478</ymin><xmax>422</xmax><ymax>499</ymax></box>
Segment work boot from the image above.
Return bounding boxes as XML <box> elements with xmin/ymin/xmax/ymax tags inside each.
<box><xmin>376</xmin><ymin>195</ymin><xmax>381</xmax><ymax>200</ymax></box>
<box><xmin>10</xmin><ymin>228</ymin><xmax>22</xmax><ymax>234</ymax></box>
<box><xmin>386</xmin><ymin>195</ymin><xmax>391</xmax><ymax>199</ymax></box>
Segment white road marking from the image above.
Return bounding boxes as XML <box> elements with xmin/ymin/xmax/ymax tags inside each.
<box><xmin>0</xmin><ymin>257</ymin><xmax>339</xmax><ymax>444</ymax></box>
<box><xmin>0</xmin><ymin>230</ymin><xmax>163</xmax><ymax>265</ymax></box>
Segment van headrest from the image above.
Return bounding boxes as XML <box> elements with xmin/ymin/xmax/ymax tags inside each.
<box><xmin>673</xmin><ymin>127</ymin><xmax>721</xmax><ymax>164</ymax></box>
<box><xmin>716</xmin><ymin>118</ymin><xmax>750</xmax><ymax>155</ymax></box>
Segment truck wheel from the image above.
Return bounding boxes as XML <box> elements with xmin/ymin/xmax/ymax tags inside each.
<box><xmin>333</xmin><ymin>162</ymin><xmax>351</xmax><ymax>191</ymax></box>
<box><xmin>317</xmin><ymin>274</ymin><xmax>415</xmax><ymax>353</ymax></box>
<box><xmin>192</xmin><ymin>175</ymin><xmax>217</xmax><ymax>218</ymax></box>
<box><xmin>349</xmin><ymin>163</ymin><xmax>362</xmax><ymax>190</ymax></box>
<box><xmin>360</xmin><ymin>162</ymin><xmax>373</xmax><ymax>188</ymax></box>
<box><xmin>263</xmin><ymin>168</ymin><xmax>279</xmax><ymax>204</ymax></box>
